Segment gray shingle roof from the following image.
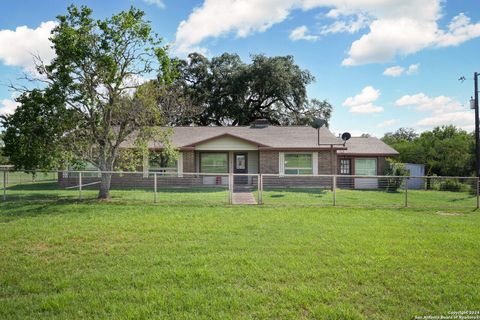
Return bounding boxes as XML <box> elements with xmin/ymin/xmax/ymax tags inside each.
<box><xmin>337</xmin><ymin>137</ymin><xmax>399</xmax><ymax>156</ymax></box>
<box><xmin>121</xmin><ymin>127</ymin><xmax>399</xmax><ymax>155</ymax></box>
<box><xmin>121</xmin><ymin>126</ymin><xmax>345</xmax><ymax>149</ymax></box>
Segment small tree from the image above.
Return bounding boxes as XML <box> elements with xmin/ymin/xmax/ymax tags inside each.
<box><xmin>384</xmin><ymin>158</ymin><xmax>409</xmax><ymax>192</ymax></box>
<box><xmin>1</xmin><ymin>89</ymin><xmax>77</xmax><ymax>171</ymax></box>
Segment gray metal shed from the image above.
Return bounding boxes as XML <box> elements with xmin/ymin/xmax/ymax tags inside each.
<box><xmin>404</xmin><ymin>163</ymin><xmax>425</xmax><ymax>189</ymax></box>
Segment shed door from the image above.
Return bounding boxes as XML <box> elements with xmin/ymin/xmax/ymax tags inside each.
<box><xmin>354</xmin><ymin>158</ymin><xmax>377</xmax><ymax>189</ymax></box>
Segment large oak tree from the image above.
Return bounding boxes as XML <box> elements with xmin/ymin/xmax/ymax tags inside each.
<box><xmin>158</xmin><ymin>53</ymin><xmax>332</xmax><ymax>126</ymax></box>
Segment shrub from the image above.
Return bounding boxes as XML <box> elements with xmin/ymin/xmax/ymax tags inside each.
<box><xmin>438</xmin><ymin>179</ymin><xmax>471</xmax><ymax>193</ymax></box>
<box><xmin>383</xmin><ymin>159</ymin><xmax>409</xmax><ymax>192</ymax></box>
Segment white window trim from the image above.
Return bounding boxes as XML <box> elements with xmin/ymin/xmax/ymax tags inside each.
<box><xmin>280</xmin><ymin>152</ymin><xmax>318</xmax><ymax>175</ymax></box>
<box><xmin>312</xmin><ymin>152</ymin><xmax>318</xmax><ymax>175</ymax></box>
<box><xmin>279</xmin><ymin>152</ymin><xmax>285</xmax><ymax>176</ymax></box>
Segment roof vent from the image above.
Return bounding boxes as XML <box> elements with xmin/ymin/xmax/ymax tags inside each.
<box><xmin>250</xmin><ymin>119</ymin><xmax>269</xmax><ymax>128</ymax></box>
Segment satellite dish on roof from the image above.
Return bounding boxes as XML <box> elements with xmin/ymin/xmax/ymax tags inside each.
<box><xmin>341</xmin><ymin>132</ymin><xmax>351</xmax><ymax>142</ymax></box>
<box><xmin>311</xmin><ymin>118</ymin><xmax>328</xmax><ymax>129</ymax></box>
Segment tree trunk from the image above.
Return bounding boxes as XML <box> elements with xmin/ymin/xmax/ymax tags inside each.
<box><xmin>98</xmin><ymin>172</ymin><xmax>112</xmax><ymax>199</ymax></box>
<box><xmin>98</xmin><ymin>153</ymin><xmax>115</xmax><ymax>199</ymax></box>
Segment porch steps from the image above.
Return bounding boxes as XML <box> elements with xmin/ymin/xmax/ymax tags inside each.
<box><xmin>232</xmin><ymin>192</ymin><xmax>257</xmax><ymax>205</ymax></box>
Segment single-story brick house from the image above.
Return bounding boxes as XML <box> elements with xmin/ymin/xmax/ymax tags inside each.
<box><xmin>128</xmin><ymin>121</ymin><xmax>398</xmax><ymax>177</ymax></box>
<box><xmin>59</xmin><ymin>121</ymin><xmax>398</xmax><ymax>188</ymax></box>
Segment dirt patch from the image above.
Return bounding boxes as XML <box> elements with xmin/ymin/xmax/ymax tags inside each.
<box><xmin>435</xmin><ymin>211</ymin><xmax>464</xmax><ymax>216</ymax></box>
<box><xmin>32</xmin><ymin>242</ymin><xmax>51</xmax><ymax>251</ymax></box>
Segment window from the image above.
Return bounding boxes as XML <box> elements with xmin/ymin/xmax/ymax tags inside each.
<box><xmin>200</xmin><ymin>153</ymin><xmax>228</xmax><ymax>173</ymax></box>
<box><xmin>149</xmin><ymin>153</ymin><xmax>177</xmax><ymax>173</ymax></box>
<box><xmin>354</xmin><ymin>159</ymin><xmax>376</xmax><ymax>176</ymax></box>
<box><xmin>340</xmin><ymin>159</ymin><xmax>351</xmax><ymax>175</ymax></box>
<box><xmin>284</xmin><ymin>153</ymin><xmax>313</xmax><ymax>175</ymax></box>
<box><xmin>235</xmin><ymin>154</ymin><xmax>246</xmax><ymax>170</ymax></box>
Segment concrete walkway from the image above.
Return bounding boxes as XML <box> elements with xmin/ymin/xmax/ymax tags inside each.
<box><xmin>232</xmin><ymin>192</ymin><xmax>257</xmax><ymax>205</ymax></box>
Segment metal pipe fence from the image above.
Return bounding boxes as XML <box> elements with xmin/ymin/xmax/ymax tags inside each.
<box><xmin>1</xmin><ymin>170</ymin><xmax>479</xmax><ymax>209</ymax></box>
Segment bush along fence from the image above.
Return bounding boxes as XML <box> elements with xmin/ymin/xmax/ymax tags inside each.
<box><xmin>1</xmin><ymin>170</ymin><xmax>479</xmax><ymax>209</ymax></box>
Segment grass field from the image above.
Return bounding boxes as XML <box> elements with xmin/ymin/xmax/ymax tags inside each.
<box><xmin>1</xmin><ymin>200</ymin><xmax>479</xmax><ymax>319</ymax></box>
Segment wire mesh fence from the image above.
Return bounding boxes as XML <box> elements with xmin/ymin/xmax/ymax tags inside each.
<box><xmin>1</xmin><ymin>170</ymin><xmax>479</xmax><ymax>209</ymax></box>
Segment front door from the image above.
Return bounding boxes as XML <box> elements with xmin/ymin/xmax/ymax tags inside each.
<box><xmin>234</xmin><ymin>153</ymin><xmax>248</xmax><ymax>184</ymax></box>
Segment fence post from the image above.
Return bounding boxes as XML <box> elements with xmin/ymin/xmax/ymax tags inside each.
<box><xmin>79</xmin><ymin>172</ymin><xmax>83</xmax><ymax>200</ymax></box>
<box><xmin>404</xmin><ymin>177</ymin><xmax>408</xmax><ymax>208</ymax></box>
<box><xmin>154</xmin><ymin>172</ymin><xmax>157</xmax><ymax>204</ymax></box>
<box><xmin>258</xmin><ymin>174</ymin><xmax>263</xmax><ymax>205</ymax></box>
<box><xmin>476</xmin><ymin>177</ymin><xmax>479</xmax><ymax>209</ymax></box>
<box><xmin>332</xmin><ymin>175</ymin><xmax>336</xmax><ymax>206</ymax></box>
<box><xmin>2</xmin><ymin>170</ymin><xmax>6</xmax><ymax>201</ymax></box>
<box><xmin>229</xmin><ymin>173</ymin><xmax>232</xmax><ymax>205</ymax></box>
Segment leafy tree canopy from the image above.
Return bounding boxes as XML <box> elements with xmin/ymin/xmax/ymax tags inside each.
<box><xmin>158</xmin><ymin>52</ymin><xmax>332</xmax><ymax>126</ymax></box>
<box><xmin>382</xmin><ymin>126</ymin><xmax>475</xmax><ymax>176</ymax></box>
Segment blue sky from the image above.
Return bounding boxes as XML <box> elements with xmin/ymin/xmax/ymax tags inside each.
<box><xmin>0</xmin><ymin>0</ymin><xmax>479</xmax><ymax>137</ymax></box>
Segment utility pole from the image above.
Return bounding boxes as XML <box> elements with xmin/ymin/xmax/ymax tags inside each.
<box><xmin>475</xmin><ymin>72</ymin><xmax>479</xmax><ymax>177</ymax></box>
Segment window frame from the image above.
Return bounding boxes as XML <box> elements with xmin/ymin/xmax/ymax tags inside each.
<box><xmin>354</xmin><ymin>158</ymin><xmax>377</xmax><ymax>176</ymax></box>
<box><xmin>148</xmin><ymin>153</ymin><xmax>178</xmax><ymax>174</ymax></box>
<box><xmin>339</xmin><ymin>159</ymin><xmax>351</xmax><ymax>175</ymax></box>
<box><xmin>283</xmin><ymin>152</ymin><xmax>314</xmax><ymax>175</ymax></box>
<box><xmin>199</xmin><ymin>152</ymin><xmax>229</xmax><ymax>174</ymax></box>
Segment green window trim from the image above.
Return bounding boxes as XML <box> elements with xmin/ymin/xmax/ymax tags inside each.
<box><xmin>200</xmin><ymin>153</ymin><xmax>229</xmax><ymax>174</ymax></box>
<box><xmin>284</xmin><ymin>153</ymin><xmax>313</xmax><ymax>175</ymax></box>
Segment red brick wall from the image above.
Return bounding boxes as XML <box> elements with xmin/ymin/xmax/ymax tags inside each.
<box><xmin>318</xmin><ymin>150</ymin><xmax>337</xmax><ymax>174</ymax></box>
<box><xmin>182</xmin><ymin>151</ymin><xmax>195</xmax><ymax>173</ymax></box>
<box><xmin>259</xmin><ymin>151</ymin><xmax>279</xmax><ymax>174</ymax></box>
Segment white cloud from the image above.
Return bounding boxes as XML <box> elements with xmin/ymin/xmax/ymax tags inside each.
<box><xmin>396</xmin><ymin>92</ymin><xmax>472</xmax><ymax>130</ymax></box>
<box><xmin>416</xmin><ymin>111</ymin><xmax>474</xmax><ymax>131</ymax></box>
<box><xmin>383</xmin><ymin>63</ymin><xmax>420</xmax><ymax>77</ymax></box>
<box><xmin>174</xmin><ymin>0</ymin><xmax>294</xmax><ymax>54</ymax></box>
<box><xmin>343</xmin><ymin>86</ymin><xmax>383</xmax><ymax>113</ymax></box>
<box><xmin>383</xmin><ymin>66</ymin><xmax>405</xmax><ymax>77</ymax></box>
<box><xmin>342</xmin><ymin>11</ymin><xmax>480</xmax><ymax>66</ymax></box>
<box><xmin>141</xmin><ymin>0</ymin><xmax>165</xmax><ymax>8</ymax></box>
<box><xmin>289</xmin><ymin>25</ymin><xmax>318</xmax><ymax>41</ymax></box>
<box><xmin>395</xmin><ymin>93</ymin><xmax>462</xmax><ymax>112</ymax></box>
<box><xmin>320</xmin><ymin>13</ymin><xmax>370</xmax><ymax>35</ymax></box>
<box><xmin>342</xmin><ymin>17</ymin><xmax>438</xmax><ymax>66</ymax></box>
<box><xmin>0</xmin><ymin>97</ymin><xmax>19</xmax><ymax>116</ymax></box>
<box><xmin>406</xmin><ymin>63</ymin><xmax>420</xmax><ymax>74</ymax></box>
<box><xmin>0</xmin><ymin>21</ymin><xmax>56</xmax><ymax>72</ymax></box>
<box><xmin>436</xmin><ymin>13</ymin><xmax>480</xmax><ymax>47</ymax></box>
<box><xmin>174</xmin><ymin>1</ymin><xmax>480</xmax><ymax>62</ymax></box>
<box><xmin>376</xmin><ymin>119</ymin><xmax>398</xmax><ymax>128</ymax></box>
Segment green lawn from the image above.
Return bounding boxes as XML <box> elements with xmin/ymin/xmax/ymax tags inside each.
<box><xmin>1</xmin><ymin>201</ymin><xmax>479</xmax><ymax>319</ymax></box>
